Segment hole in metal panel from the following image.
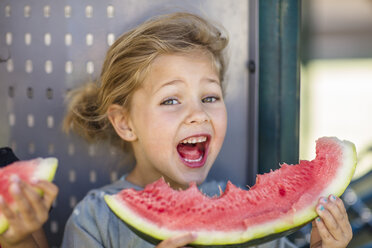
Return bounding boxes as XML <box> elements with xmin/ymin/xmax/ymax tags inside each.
<box><xmin>50</xmin><ymin>221</ymin><xmax>58</xmax><ymax>234</ymax></box>
<box><xmin>25</xmin><ymin>33</ymin><xmax>32</xmax><ymax>45</ymax></box>
<box><xmin>11</xmin><ymin>141</ymin><xmax>17</xmax><ymax>152</ymax></box>
<box><xmin>65</xmin><ymin>33</ymin><xmax>72</xmax><ymax>46</ymax></box>
<box><xmin>48</xmin><ymin>143</ymin><xmax>55</xmax><ymax>155</ymax></box>
<box><xmin>27</xmin><ymin>114</ymin><xmax>35</xmax><ymax>127</ymax></box>
<box><xmin>86</xmin><ymin>61</ymin><xmax>94</xmax><ymax>74</ymax></box>
<box><xmin>47</xmin><ymin>115</ymin><xmax>54</xmax><ymax>128</ymax></box>
<box><xmin>5</xmin><ymin>5</ymin><xmax>11</xmax><ymax>17</ymax></box>
<box><xmin>43</xmin><ymin>5</ymin><xmax>50</xmax><ymax>18</ymax></box>
<box><xmin>85</xmin><ymin>5</ymin><xmax>93</xmax><ymax>18</ymax></box>
<box><xmin>52</xmin><ymin>199</ymin><xmax>57</xmax><ymax>208</ymax></box>
<box><xmin>27</xmin><ymin>87</ymin><xmax>33</xmax><ymax>99</ymax></box>
<box><xmin>25</xmin><ymin>60</ymin><xmax>33</xmax><ymax>73</ymax></box>
<box><xmin>45</xmin><ymin>60</ymin><xmax>53</xmax><ymax>74</ymax></box>
<box><xmin>65</xmin><ymin>61</ymin><xmax>73</xmax><ymax>74</ymax></box>
<box><xmin>64</xmin><ymin>5</ymin><xmax>71</xmax><ymax>18</ymax></box>
<box><xmin>70</xmin><ymin>196</ymin><xmax>77</xmax><ymax>208</ymax></box>
<box><xmin>68</xmin><ymin>143</ymin><xmax>75</xmax><ymax>156</ymax></box>
<box><xmin>107</xmin><ymin>5</ymin><xmax>114</xmax><ymax>18</ymax></box>
<box><xmin>46</xmin><ymin>88</ymin><xmax>53</xmax><ymax>99</ymax></box>
<box><xmin>24</xmin><ymin>5</ymin><xmax>31</xmax><ymax>18</ymax></box>
<box><xmin>8</xmin><ymin>86</ymin><xmax>14</xmax><ymax>98</ymax></box>
<box><xmin>107</xmin><ymin>33</ymin><xmax>115</xmax><ymax>46</ymax></box>
<box><xmin>6</xmin><ymin>32</ymin><xmax>12</xmax><ymax>45</ymax></box>
<box><xmin>44</xmin><ymin>33</ymin><xmax>52</xmax><ymax>46</ymax></box>
<box><xmin>6</xmin><ymin>59</ymin><xmax>13</xmax><ymax>72</ymax></box>
<box><xmin>28</xmin><ymin>142</ymin><xmax>35</xmax><ymax>154</ymax></box>
<box><xmin>86</xmin><ymin>33</ymin><xmax>93</xmax><ymax>46</ymax></box>
<box><xmin>9</xmin><ymin>114</ymin><xmax>15</xmax><ymax>126</ymax></box>
<box><xmin>69</xmin><ymin>169</ymin><xmax>76</xmax><ymax>182</ymax></box>
<box><xmin>89</xmin><ymin>170</ymin><xmax>97</xmax><ymax>183</ymax></box>
<box><xmin>88</xmin><ymin>145</ymin><xmax>95</xmax><ymax>156</ymax></box>
<box><xmin>110</xmin><ymin>171</ymin><xmax>118</xmax><ymax>182</ymax></box>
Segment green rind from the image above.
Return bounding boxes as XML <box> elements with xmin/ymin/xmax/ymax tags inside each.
<box><xmin>105</xmin><ymin>138</ymin><xmax>357</xmax><ymax>247</ymax></box>
<box><xmin>0</xmin><ymin>215</ymin><xmax>9</xmax><ymax>235</ymax></box>
<box><xmin>0</xmin><ymin>157</ymin><xmax>58</xmax><ymax>235</ymax></box>
<box><xmin>34</xmin><ymin>157</ymin><xmax>58</xmax><ymax>182</ymax></box>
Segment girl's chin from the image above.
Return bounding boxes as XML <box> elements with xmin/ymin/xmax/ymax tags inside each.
<box><xmin>178</xmin><ymin>170</ymin><xmax>209</xmax><ymax>186</ymax></box>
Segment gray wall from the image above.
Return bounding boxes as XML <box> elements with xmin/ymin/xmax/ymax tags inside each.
<box><xmin>0</xmin><ymin>1</ymin><xmax>250</xmax><ymax>246</ymax></box>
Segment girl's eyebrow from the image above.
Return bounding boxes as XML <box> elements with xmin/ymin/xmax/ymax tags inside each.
<box><xmin>155</xmin><ymin>77</ymin><xmax>220</xmax><ymax>93</ymax></box>
<box><xmin>154</xmin><ymin>80</ymin><xmax>185</xmax><ymax>93</ymax></box>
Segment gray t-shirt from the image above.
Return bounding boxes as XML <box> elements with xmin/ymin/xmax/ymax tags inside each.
<box><xmin>61</xmin><ymin>175</ymin><xmax>297</xmax><ymax>248</ymax></box>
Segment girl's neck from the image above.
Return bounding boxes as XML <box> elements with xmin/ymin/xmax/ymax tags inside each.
<box><xmin>126</xmin><ymin>166</ymin><xmax>187</xmax><ymax>190</ymax></box>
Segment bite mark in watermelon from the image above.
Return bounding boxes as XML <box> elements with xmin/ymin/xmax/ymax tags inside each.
<box><xmin>0</xmin><ymin>157</ymin><xmax>58</xmax><ymax>234</ymax></box>
<box><xmin>104</xmin><ymin>137</ymin><xmax>357</xmax><ymax>247</ymax></box>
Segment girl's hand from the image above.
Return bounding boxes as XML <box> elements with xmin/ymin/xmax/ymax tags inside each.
<box><xmin>310</xmin><ymin>195</ymin><xmax>352</xmax><ymax>248</ymax></box>
<box><xmin>0</xmin><ymin>175</ymin><xmax>58</xmax><ymax>247</ymax></box>
<box><xmin>156</xmin><ymin>232</ymin><xmax>197</xmax><ymax>248</ymax></box>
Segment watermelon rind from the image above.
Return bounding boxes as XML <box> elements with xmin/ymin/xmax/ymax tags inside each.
<box><xmin>34</xmin><ymin>157</ymin><xmax>58</xmax><ymax>182</ymax></box>
<box><xmin>0</xmin><ymin>214</ymin><xmax>9</xmax><ymax>236</ymax></box>
<box><xmin>0</xmin><ymin>157</ymin><xmax>58</xmax><ymax>235</ymax></box>
<box><xmin>105</xmin><ymin>138</ymin><xmax>357</xmax><ymax>247</ymax></box>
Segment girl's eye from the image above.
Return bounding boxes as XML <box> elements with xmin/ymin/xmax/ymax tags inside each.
<box><xmin>202</xmin><ymin>96</ymin><xmax>219</xmax><ymax>103</ymax></box>
<box><xmin>161</xmin><ymin>98</ymin><xmax>179</xmax><ymax>105</ymax></box>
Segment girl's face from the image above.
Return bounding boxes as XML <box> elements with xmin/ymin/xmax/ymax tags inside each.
<box><xmin>127</xmin><ymin>52</ymin><xmax>227</xmax><ymax>189</ymax></box>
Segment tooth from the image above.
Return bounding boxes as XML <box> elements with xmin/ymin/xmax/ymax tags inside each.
<box><xmin>184</xmin><ymin>155</ymin><xmax>203</xmax><ymax>163</ymax></box>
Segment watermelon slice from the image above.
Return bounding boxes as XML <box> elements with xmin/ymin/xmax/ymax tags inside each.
<box><xmin>0</xmin><ymin>157</ymin><xmax>58</xmax><ymax>234</ymax></box>
<box><xmin>104</xmin><ymin>137</ymin><xmax>357</xmax><ymax>247</ymax></box>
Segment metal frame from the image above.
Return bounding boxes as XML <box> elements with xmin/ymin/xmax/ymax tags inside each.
<box><xmin>257</xmin><ymin>0</ymin><xmax>301</xmax><ymax>173</ymax></box>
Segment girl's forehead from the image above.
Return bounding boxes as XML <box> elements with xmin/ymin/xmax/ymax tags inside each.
<box><xmin>142</xmin><ymin>53</ymin><xmax>219</xmax><ymax>87</ymax></box>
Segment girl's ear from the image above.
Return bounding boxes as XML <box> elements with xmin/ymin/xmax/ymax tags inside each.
<box><xmin>107</xmin><ymin>104</ymin><xmax>137</xmax><ymax>142</ymax></box>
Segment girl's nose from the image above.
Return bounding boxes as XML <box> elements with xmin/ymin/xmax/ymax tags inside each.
<box><xmin>185</xmin><ymin>102</ymin><xmax>210</xmax><ymax>124</ymax></box>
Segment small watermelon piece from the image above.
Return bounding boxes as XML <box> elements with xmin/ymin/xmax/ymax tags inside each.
<box><xmin>0</xmin><ymin>157</ymin><xmax>58</xmax><ymax>234</ymax></box>
<box><xmin>104</xmin><ymin>137</ymin><xmax>357</xmax><ymax>247</ymax></box>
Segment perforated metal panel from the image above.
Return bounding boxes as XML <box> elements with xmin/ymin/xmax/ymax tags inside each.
<box><xmin>0</xmin><ymin>1</ymin><xmax>251</xmax><ymax>246</ymax></box>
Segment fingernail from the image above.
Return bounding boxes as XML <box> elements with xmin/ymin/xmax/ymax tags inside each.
<box><xmin>316</xmin><ymin>217</ymin><xmax>321</xmax><ymax>222</ymax></box>
<box><xmin>318</xmin><ymin>205</ymin><xmax>324</xmax><ymax>211</ymax></box>
<box><xmin>320</xmin><ymin>197</ymin><xmax>327</xmax><ymax>204</ymax></box>
<box><xmin>330</xmin><ymin>195</ymin><xmax>337</xmax><ymax>202</ymax></box>
<box><xmin>10</xmin><ymin>183</ymin><xmax>21</xmax><ymax>194</ymax></box>
<box><xmin>10</xmin><ymin>174</ymin><xmax>20</xmax><ymax>183</ymax></box>
<box><xmin>30</xmin><ymin>177</ymin><xmax>39</xmax><ymax>184</ymax></box>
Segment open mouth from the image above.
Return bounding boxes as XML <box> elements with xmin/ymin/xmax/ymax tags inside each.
<box><xmin>176</xmin><ymin>134</ymin><xmax>210</xmax><ymax>168</ymax></box>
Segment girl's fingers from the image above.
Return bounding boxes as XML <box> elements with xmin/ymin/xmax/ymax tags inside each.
<box><xmin>156</xmin><ymin>233</ymin><xmax>197</xmax><ymax>248</ymax></box>
<box><xmin>9</xmin><ymin>180</ymin><xmax>38</xmax><ymax>225</ymax></box>
<box><xmin>21</xmin><ymin>181</ymin><xmax>49</xmax><ymax>223</ymax></box>
<box><xmin>316</xmin><ymin>199</ymin><xmax>343</xmax><ymax>239</ymax></box>
<box><xmin>31</xmin><ymin>180</ymin><xmax>58</xmax><ymax>208</ymax></box>
<box><xmin>310</xmin><ymin>220</ymin><xmax>322</xmax><ymax>248</ymax></box>
<box><xmin>0</xmin><ymin>195</ymin><xmax>16</xmax><ymax>221</ymax></box>
<box><xmin>328</xmin><ymin>195</ymin><xmax>353</xmax><ymax>241</ymax></box>
<box><xmin>314</xmin><ymin>217</ymin><xmax>335</xmax><ymax>243</ymax></box>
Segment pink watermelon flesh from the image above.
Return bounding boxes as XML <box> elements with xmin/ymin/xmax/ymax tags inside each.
<box><xmin>0</xmin><ymin>157</ymin><xmax>58</xmax><ymax>234</ymax></box>
<box><xmin>105</xmin><ymin>137</ymin><xmax>357</xmax><ymax>246</ymax></box>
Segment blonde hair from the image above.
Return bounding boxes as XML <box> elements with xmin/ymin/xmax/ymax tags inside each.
<box><xmin>63</xmin><ymin>12</ymin><xmax>229</xmax><ymax>152</ymax></box>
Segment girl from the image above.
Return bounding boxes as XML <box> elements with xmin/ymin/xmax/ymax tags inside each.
<box><xmin>62</xmin><ymin>12</ymin><xmax>352</xmax><ymax>247</ymax></box>
<box><xmin>0</xmin><ymin>147</ymin><xmax>59</xmax><ymax>248</ymax></box>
